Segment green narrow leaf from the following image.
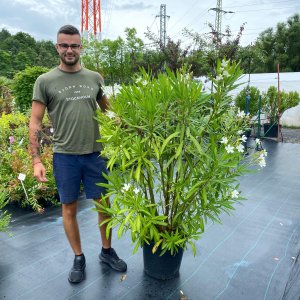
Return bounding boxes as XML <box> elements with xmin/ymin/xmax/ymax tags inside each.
<box><xmin>123</xmin><ymin>147</ymin><xmax>130</xmax><ymax>159</ymax></box>
<box><xmin>152</xmin><ymin>239</ymin><xmax>163</xmax><ymax>254</ymax></box>
<box><xmin>136</xmin><ymin>214</ymin><xmax>141</xmax><ymax>232</ymax></box>
<box><xmin>152</xmin><ymin>142</ymin><xmax>160</xmax><ymax>160</ymax></box>
<box><xmin>160</xmin><ymin>131</ymin><xmax>180</xmax><ymax>154</ymax></box>
<box><xmin>201</xmin><ymin>189</ymin><xmax>207</xmax><ymax>207</ymax></box>
<box><xmin>135</xmin><ymin>162</ymin><xmax>141</xmax><ymax>182</ymax></box>
<box><xmin>189</xmin><ymin>241</ymin><xmax>197</xmax><ymax>256</ymax></box>
<box><xmin>175</xmin><ymin>141</ymin><xmax>183</xmax><ymax>158</ymax></box>
<box><xmin>163</xmin><ymin>154</ymin><xmax>177</xmax><ymax>171</ymax></box>
<box><xmin>133</xmin><ymin>240</ymin><xmax>141</xmax><ymax>254</ymax></box>
<box><xmin>117</xmin><ymin>221</ymin><xmax>125</xmax><ymax>238</ymax></box>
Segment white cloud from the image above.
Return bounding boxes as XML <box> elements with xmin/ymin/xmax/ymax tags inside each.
<box><xmin>0</xmin><ymin>0</ymin><xmax>298</xmax><ymax>45</ymax></box>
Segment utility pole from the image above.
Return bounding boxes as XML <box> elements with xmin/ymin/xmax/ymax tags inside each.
<box><xmin>215</xmin><ymin>0</ymin><xmax>222</xmax><ymax>41</ymax></box>
<box><xmin>209</xmin><ymin>1</ymin><xmax>234</xmax><ymax>45</ymax></box>
<box><xmin>156</xmin><ymin>4</ymin><xmax>170</xmax><ymax>48</ymax></box>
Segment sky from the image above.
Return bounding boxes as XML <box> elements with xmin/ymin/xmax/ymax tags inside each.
<box><xmin>0</xmin><ymin>0</ymin><xmax>299</xmax><ymax>46</ymax></box>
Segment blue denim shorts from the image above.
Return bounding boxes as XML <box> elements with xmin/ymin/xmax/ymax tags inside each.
<box><xmin>53</xmin><ymin>152</ymin><xmax>108</xmax><ymax>204</ymax></box>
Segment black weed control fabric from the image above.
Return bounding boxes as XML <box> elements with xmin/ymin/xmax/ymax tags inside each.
<box><xmin>1</xmin><ymin>140</ymin><xmax>300</xmax><ymax>300</ymax></box>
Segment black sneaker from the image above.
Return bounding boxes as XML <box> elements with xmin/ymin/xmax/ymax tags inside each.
<box><xmin>99</xmin><ymin>248</ymin><xmax>127</xmax><ymax>272</ymax></box>
<box><xmin>68</xmin><ymin>254</ymin><xmax>86</xmax><ymax>283</ymax></box>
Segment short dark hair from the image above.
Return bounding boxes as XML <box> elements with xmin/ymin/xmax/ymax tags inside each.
<box><xmin>57</xmin><ymin>25</ymin><xmax>80</xmax><ymax>37</ymax></box>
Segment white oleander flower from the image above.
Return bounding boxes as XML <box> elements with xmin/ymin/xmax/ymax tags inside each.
<box><xmin>237</xmin><ymin>109</ymin><xmax>246</xmax><ymax>118</ymax></box>
<box><xmin>220</xmin><ymin>137</ymin><xmax>229</xmax><ymax>144</ymax></box>
<box><xmin>216</xmin><ymin>75</ymin><xmax>223</xmax><ymax>81</ymax></box>
<box><xmin>142</xmin><ymin>80</ymin><xmax>148</xmax><ymax>86</ymax></box>
<box><xmin>133</xmin><ymin>188</ymin><xmax>140</xmax><ymax>195</ymax></box>
<box><xmin>106</xmin><ymin>110</ymin><xmax>116</xmax><ymax>119</ymax></box>
<box><xmin>255</xmin><ymin>138</ymin><xmax>261</xmax><ymax>145</ymax></box>
<box><xmin>236</xmin><ymin>143</ymin><xmax>245</xmax><ymax>153</ymax></box>
<box><xmin>121</xmin><ymin>183</ymin><xmax>131</xmax><ymax>193</ymax></box>
<box><xmin>231</xmin><ymin>190</ymin><xmax>239</xmax><ymax>198</ymax></box>
<box><xmin>225</xmin><ymin>144</ymin><xmax>234</xmax><ymax>154</ymax></box>
<box><xmin>221</xmin><ymin>59</ymin><xmax>229</xmax><ymax>68</ymax></box>
<box><xmin>237</xmin><ymin>130</ymin><xmax>243</xmax><ymax>135</ymax></box>
<box><xmin>262</xmin><ymin>149</ymin><xmax>268</xmax><ymax>157</ymax></box>
<box><xmin>258</xmin><ymin>157</ymin><xmax>266</xmax><ymax>168</ymax></box>
<box><xmin>240</xmin><ymin>135</ymin><xmax>247</xmax><ymax>142</ymax></box>
<box><xmin>223</xmin><ymin>70</ymin><xmax>229</xmax><ymax>77</ymax></box>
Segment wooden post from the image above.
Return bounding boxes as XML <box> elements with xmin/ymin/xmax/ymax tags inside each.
<box><xmin>277</xmin><ymin>64</ymin><xmax>281</xmax><ymax>142</ymax></box>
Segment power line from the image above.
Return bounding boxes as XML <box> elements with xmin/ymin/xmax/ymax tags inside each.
<box><xmin>167</xmin><ymin>0</ymin><xmax>215</xmax><ymax>37</ymax></box>
<box><xmin>224</xmin><ymin>0</ymin><xmax>296</xmax><ymax>9</ymax></box>
<box><xmin>235</xmin><ymin>5</ymin><xmax>300</xmax><ymax>13</ymax></box>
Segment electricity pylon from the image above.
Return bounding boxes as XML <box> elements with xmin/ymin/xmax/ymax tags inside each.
<box><xmin>81</xmin><ymin>0</ymin><xmax>102</xmax><ymax>40</ymax></box>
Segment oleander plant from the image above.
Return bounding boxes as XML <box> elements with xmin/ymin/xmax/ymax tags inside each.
<box><xmin>95</xmin><ymin>59</ymin><xmax>267</xmax><ymax>256</ymax></box>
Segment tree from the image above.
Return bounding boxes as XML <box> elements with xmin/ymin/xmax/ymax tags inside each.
<box><xmin>285</xmin><ymin>14</ymin><xmax>300</xmax><ymax>71</ymax></box>
<box><xmin>0</xmin><ymin>29</ymin><xmax>11</xmax><ymax>47</ymax></box>
<box><xmin>0</xmin><ymin>50</ymin><xmax>12</xmax><ymax>77</ymax></box>
<box><xmin>0</xmin><ymin>30</ymin><xmax>57</xmax><ymax>78</ymax></box>
<box><xmin>35</xmin><ymin>41</ymin><xmax>58</xmax><ymax>68</ymax></box>
<box><xmin>144</xmin><ymin>28</ymin><xmax>191</xmax><ymax>74</ymax></box>
<box><xmin>123</xmin><ymin>28</ymin><xmax>144</xmax><ymax>75</ymax></box>
<box><xmin>12</xmin><ymin>66</ymin><xmax>49</xmax><ymax>112</ymax></box>
<box><xmin>182</xmin><ymin>28</ymin><xmax>214</xmax><ymax>76</ymax></box>
<box><xmin>248</xmin><ymin>14</ymin><xmax>300</xmax><ymax>73</ymax></box>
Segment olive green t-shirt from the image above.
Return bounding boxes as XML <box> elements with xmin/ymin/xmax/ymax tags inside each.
<box><xmin>32</xmin><ymin>67</ymin><xmax>104</xmax><ymax>154</ymax></box>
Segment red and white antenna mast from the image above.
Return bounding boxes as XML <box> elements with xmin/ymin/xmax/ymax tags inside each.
<box><xmin>81</xmin><ymin>0</ymin><xmax>102</xmax><ymax>40</ymax></box>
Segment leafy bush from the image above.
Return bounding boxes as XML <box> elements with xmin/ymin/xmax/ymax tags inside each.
<box><xmin>0</xmin><ymin>111</ymin><xmax>58</xmax><ymax>211</ymax></box>
<box><xmin>12</xmin><ymin>66</ymin><xmax>49</xmax><ymax>113</ymax></box>
<box><xmin>262</xmin><ymin>86</ymin><xmax>300</xmax><ymax>123</ymax></box>
<box><xmin>0</xmin><ymin>188</ymin><xmax>11</xmax><ymax>233</ymax></box>
<box><xmin>235</xmin><ymin>86</ymin><xmax>261</xmax><ymax>116</ymax></box>
<box><xmin>0</xmin><ymin>76</ymin><xmax>13</xmax><ymax>114</ymax></box>
<box><xmin>95</xmin><ymin>60</ymin><xmax>266</xmax><ymax>255</ymax></box>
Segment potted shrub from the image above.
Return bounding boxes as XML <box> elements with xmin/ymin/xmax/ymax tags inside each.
<box><xmin>235</xmin><ymin>85</ymin><xmax>261</xmax><ymax>116</ymax></box>
<box><xmin>95</xmin><ymin>60</ymin><xmax>266</xmax><ymax>280</ymax></box>
<box><xmin>262</xmin><ymin>86</ymin><xmax>300</xmax><ymax>137</ymax></box>
<box><xmin>235</xmin><ymin>85</ymin><xmax>261</xmax><ymax>137</ymax></box>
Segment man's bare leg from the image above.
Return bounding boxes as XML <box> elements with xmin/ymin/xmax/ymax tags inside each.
<box><xmin>62</xmin><ymin>201</ymin><xmax>86</xmax><ymax>283</ymax></box>
<box><xmin>62</xmin><ymin>201</ymin><xmax>82</xmax><ymax>255</ymax></box>
<box><xmin>96</xmin><ymin>197</ymin><xmax>127</xmax><ymax>272</ymax></box>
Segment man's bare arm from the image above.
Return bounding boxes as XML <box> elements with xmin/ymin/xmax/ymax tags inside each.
<box><xmin>29</xmin><ymin>101</ymin><xmax>48</xmax><ymax>182</ymax></box>
<box><xmin>96</xmin><ymin>94</ymin><xmax>110</xmax><ymax>112</ymax></box>
<box><xmin>29</xmin><ymin>101</ymin><xmax>46</xmax><ymax>164</ymax></box>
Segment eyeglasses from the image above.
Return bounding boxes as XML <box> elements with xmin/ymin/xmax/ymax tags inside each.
<box><xmin>58</xmin><ymin>43</ymin><xmax>81</xmax><ymax>50</ymax></box>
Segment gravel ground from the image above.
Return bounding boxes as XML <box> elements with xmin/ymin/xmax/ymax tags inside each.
<box><xmin>251</xmin><ymin>126</ymin><xmax>300</xmax><ymax>143</ymax></box>
<box><xmin>281</xmin><ymin>127</ymin><xmax>300</xmax><ymax>143</ymax></box>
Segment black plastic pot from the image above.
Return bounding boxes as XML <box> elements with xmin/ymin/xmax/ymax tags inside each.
<box><xmin>264</xmin><ymin>123</ymin><xmax>280</xmax><ymax>137</ymax></box>
<box><xmin>143</xmin><ymin>242</ymin><xmax>184</xmax><ymax>280</ymax></box>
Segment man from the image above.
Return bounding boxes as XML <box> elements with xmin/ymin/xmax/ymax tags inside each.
<box><xmin>29</xmin><ymin>24</ymin><xmax>127</xmax><ymax>284</ymax></box>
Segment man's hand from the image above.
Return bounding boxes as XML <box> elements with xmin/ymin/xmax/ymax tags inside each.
<box><xmin>33</xmin><ymin>162</ymin><xmax>48</xmax><ymax>182</ymax></box>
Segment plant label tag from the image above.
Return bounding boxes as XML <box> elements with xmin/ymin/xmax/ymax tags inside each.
<box><xmin>18</xmin><ymin>173</ymin><xmax>26</xmax><ymax>181</ymax></box>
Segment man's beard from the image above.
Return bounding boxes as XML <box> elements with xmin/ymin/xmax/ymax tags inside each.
<box><xmin>60</xmin><ymin>54</ymin><xmax>80</xmax><ymax>66</ymax></box>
